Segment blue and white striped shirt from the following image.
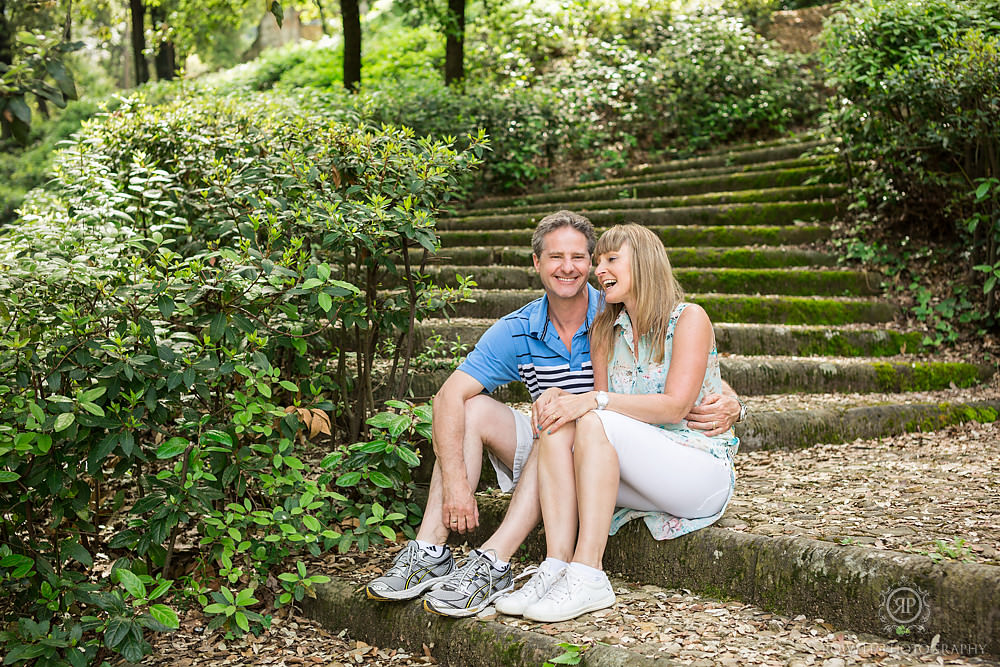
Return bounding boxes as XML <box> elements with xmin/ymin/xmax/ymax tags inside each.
<box><xmin>458</xmin><ymin>285</ymin><xmax>601</xmax><ymax>399</ymax></box>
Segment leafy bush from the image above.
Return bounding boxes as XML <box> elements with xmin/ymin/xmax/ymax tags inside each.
<box><xmin>821</xmin><ymin>0</ymin><xmax>1000</xmax><ymax>331</ymax></box>
<box><xmin>0</xmin><ymin>90</ymin><xmax>481</xmax><ymax>663</ymax></box>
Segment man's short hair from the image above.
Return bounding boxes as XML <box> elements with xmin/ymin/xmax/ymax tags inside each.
<box><xmin>531</xmin><ymin>210</ymin><xmax>596</xmax><ymax>257</ymax></box>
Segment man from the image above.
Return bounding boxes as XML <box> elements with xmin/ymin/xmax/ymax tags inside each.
<box><xmin>365</xmin><ymin>211</ymin><xmax>742</xmax><ymax>617</ymax></box>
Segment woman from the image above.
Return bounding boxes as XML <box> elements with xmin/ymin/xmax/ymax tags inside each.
<box><xmin>497</xmin><ymin>223</ymin><xmax>739</xmax><ymax>623</ymax></box>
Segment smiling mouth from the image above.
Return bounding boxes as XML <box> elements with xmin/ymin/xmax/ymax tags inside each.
<box><xmin>602</xmin><ymin>279</ymin><xmax>617</xmax><ymax>289</ymax></box>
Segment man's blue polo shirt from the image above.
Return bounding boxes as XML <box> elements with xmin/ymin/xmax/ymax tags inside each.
<box><xmin>457</xmin><ymin>284</ymin><xmax>601</xmax><ymax>400</ymax></box>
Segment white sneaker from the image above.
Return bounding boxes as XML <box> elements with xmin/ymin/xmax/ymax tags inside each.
<box><xmin>522</xmin><ymin>567</ymin><xmax>616</xmax><ymax>622</ymax></box>
<box><xmin>495</xmin><ymin>562</ymin><xmax>566</xmax><ymax>616</ymax></box>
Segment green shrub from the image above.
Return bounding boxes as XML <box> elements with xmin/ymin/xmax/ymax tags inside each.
<box><xmin>0</xmin><ymin>90</ymin><xmax>482</xmax><ymax>663</ymax></box>
<box><xmin>821</xmin><ymin>0</ymin><xmax>1000</xmax><ymax>328</ymax></box>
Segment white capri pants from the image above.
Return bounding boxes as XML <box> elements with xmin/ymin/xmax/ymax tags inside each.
<box><xmin>592</xmin><ymin>410</ymin><xmax>732</xmax><ymax>518</ymax></box>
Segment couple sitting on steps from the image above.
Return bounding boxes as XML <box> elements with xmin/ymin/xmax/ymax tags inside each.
<box><xmin>366</xmin><ymin>210</ymin><xmax>744</xmax><ymax>622</ymax></box>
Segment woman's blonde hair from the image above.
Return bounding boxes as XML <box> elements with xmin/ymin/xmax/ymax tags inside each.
<box><xmin>590</xmin><ymin>224</ymin><xmax>684</xmax><ymax>364</ymax></box>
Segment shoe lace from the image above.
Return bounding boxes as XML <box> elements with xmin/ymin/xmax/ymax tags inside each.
<box><xmin>446</xmin><ymin>550</ymin><xmax>495</xmax><ymax>594</ymax></box>
<box><xmin>385</xmin><ymin>541</ymin><xmax>420</xmax><ymax>578</ymax></box>
<box><xmin>541</xmin><ymin>568</ymin><xmax>575</xmax><ymax>604</ymax></box>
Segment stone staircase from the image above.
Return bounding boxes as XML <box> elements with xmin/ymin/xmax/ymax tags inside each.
<box><xmin>305</xmin><ymin>135</ymin><xmax>1000</xmax><ymax>664</ymax></box>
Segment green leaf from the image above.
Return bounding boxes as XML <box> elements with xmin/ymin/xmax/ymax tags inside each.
<box><xmin>80</xmin><ymin>386</ymin><xmax>107</xmax><ymax>403</ymax></box>
<box><xmin>316</xmin><ymin>263</ymin><xmax>331</xmax><ymax>281</ymax></box>
<box><xmin>54</xmin><ymin>412</ymin><xmax>75</xmax><ymax>432</ymax></box>
<box><xmin>279</xmin><ymin>380</ymin><xmax>298</xmax><ymax>392</ymax></box>
<box><xmin>117</xmin><ymin>569</ymin><xmax>147</xmax><ymax>598</ymax></box>
<box><xmin>35</xmin><ymin>434</ymin><xmax>52</xmax><ymax>453</ymax></box>
<box><xmin>203</xmin><ymin>603</ymin><xmax>228</xmax><ymax>614</ymax></box>
<box><xmin>366</xmin><ymin>412</ymin><xmax>409</xmax><ymax>439</ymax></box>
<box><xmin>395</xmin><ymin>446</ymin><xmax>421</xmax><ymax>467</ymax></box>
<box><xmin>368</xmin><ymin>471</ymin><xmax>394</xmax><ymax>489</ymax></box>
<box><xmin>975</xmin><ymin>181</ymin><xmax>992</xmax><ymax>200</ymax></box>
<box><xmin>156</xmin><ymin>437</ymin><xmax>189</xmax><ymax>459</ymax></box>
<box><xmin>28</xmin><ymin>401</ymin><xmax>45</xmax><ymax>424</ymax></box>
<box><xmin>46</xmin><ymin>59</ymin><xmax>78</xmax><ymax>100</ymax></box>
<box><xmin>80</xmin><ymin>402</ymin><xmax>105</xmax><ymax>417</ymax></box>
<box><xmin>209</xmin><ymin>312</ymin><xmax>226</xmax><ymax>342</ymax></box>
<box><xmin>157</xmin><ymin>294</ymin><xmax>176</xmax><ymax>318</ymax></box>
<box><xmin>379</xmin><ymin>525</ymin><xmax>396</xmax><ymax>540</ymax></box>
<box><xmin>335</xmin><ymin>471</ymin><xmax>362</xmax><ymax>487</ymax></box>
<box><xmin>268</xmin><ymin>0</ymin><xmax>283</xmax><ymax>28</ymax></box>
<box><xmin>149</xmin><ymin>604</ymin><xmax>179</xmax><ymax>629</ymax></box>
<box><xmin>302</xmin><ymin>515</ymin><xmax>320</xmax><ymax>532</ymax></box>
<box><xmin>234</xmin><ymin>610</ymin><xmax>250</xmax><ymax>632</ymax></box>
<box><xmin>6</xmin><ymin>96</ymin><xmax>31</xmax><ymax>124</ymax></box>
<box><xmin>63</xmin><ymin>541</ymin><xmax>93</xmax><ymax>567</ymax></box>
<box><xmin>301</xmin><ymin>278</ymin><xmax>323</xmax><ymax>290</ymax></box>
<box><xmin>201</xmin><ymin>430</ymin><xmax>233</xmax><ymax>447</ymax></box>
<box><xmin>318</xmin><ymin>292</ymin><xmax>333</xmax><ymax>313</ymax></box>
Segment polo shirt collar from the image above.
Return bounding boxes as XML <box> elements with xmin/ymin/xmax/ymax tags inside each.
<box><xmin>532</xmin><ymin>284</ymin><xmax>602</xmax><ymax>339</ymax></box>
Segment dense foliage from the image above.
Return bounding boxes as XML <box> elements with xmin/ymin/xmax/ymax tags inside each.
<box><xmin>820</xmin><ymin>0</ymin><xmax>1000</xmax><ymax>339</ymax></box>
<box><xmin>0</xmin><ymin>92</ymin><xmax>482</xmax><ymax>664</ymax></box>
<box><xmin>212</xmin><ymin>5</ymin><xmax>822</xmax><ymax>192</ymax></box>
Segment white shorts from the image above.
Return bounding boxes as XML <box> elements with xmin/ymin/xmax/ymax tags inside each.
<box><xmin>486</xmin><ymin>406</ymin><xmax>534</xmax><ymax>493</ymax></box>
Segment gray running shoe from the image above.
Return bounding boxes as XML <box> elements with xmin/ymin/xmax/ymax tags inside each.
<box><xmin>422</xmin><ymin>549</ymin><xmax>514</xmax><ymax>617</ymax></box>
<box><xmin>365</xmin><ymin>541</ymin><xmax>454</xmax><ymax>601</ymax></box>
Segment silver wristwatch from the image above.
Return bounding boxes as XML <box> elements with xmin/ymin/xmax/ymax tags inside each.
<box><xmin>736</xmin><ymin>397</ymin><xmax>748</xmax><ymax>423</ymax></box>
<box><xmin>595</xmin><ymin>391</ymin><xmax>609</xmax><ymax>410</ymax></box>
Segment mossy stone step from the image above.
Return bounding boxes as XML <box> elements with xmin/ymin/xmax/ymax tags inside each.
<box><xmin>446</xmin><ymin>290</ymin><xmax>896</xmax><ymax>324</ymax></box>
<box><xmin>467</xmin><ymin>167</ymin><xmax>844</xmax><ymax>215</ymax></box>
<box><xmin>463</xmin><ymin>483</ymin><xmax>1000</xmax><ymax>655</ymax></box>
<box><xmin>435</xmin><ymin>224</ymin><xmax>832</xmax><ymax>248</ymax></box>
<box><xmin>617</xmin><ymin>139</ymin><xmax>830</xmax><ymax>177</ymax></box>
<box><xmin>463</xmin><ymin>171</ymin><xmax>840</xmax><ymax>214</ymax></box>
<box><xmin>519</xmin><ymin>156</ymin><xmax>829</xmax><ymax>197</ymax></box>
<box><xmin>304</xmin><ymin>577</ymin><xmax>662</xmax><ymax>667</ymax></box>
<box><xmin>438</xmin><ymin>201</ymin><xmax>840</xmax><ymax>231</ymax></box>
<box><xmin>407</xmin><ymin>360</ymin><xmax>988</xmax><ymax>402</ymax></box>
<box><xmin>417</xmin><ymin>266</ymin><xmax>877</xmax><ymax>296</ymax></box>
<box><xmin>413</xmin><ymin>320</ymin><xmax>923</xmax><ymax>358</ymax></box>
<box><xmin>417</xmin><ymin>245</ymin><xmax>837</xmax><ymax>268</ymax></box>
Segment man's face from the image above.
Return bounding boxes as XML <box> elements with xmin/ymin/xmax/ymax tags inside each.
<box><xmin>532</xmin><ymin>226</ymin><xmax>592</xmax><ymax>301</ymax></box>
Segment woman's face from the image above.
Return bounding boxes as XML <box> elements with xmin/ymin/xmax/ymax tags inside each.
<box><xmin>595</xmin><ymin>243</ymin><xmax>634</xmax><ymax>307</ymax></box>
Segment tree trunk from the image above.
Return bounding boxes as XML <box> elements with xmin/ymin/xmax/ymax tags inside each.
<box><xmin>315</xmin><ymin>0</ymin><xmax>328</xmax><ymax>35</ymax></box>
<box><xmin>150</xmin><ymin>5</ymin><xmax>176</xmax><ymax>80</ymax></box>
<box><xmin>0</xmin><ymin>0</ymin><xmax>11</xmax><ymax>69</ymax></box>
<box><xmin>340</xmin><ymin>0</ymin><xmax>361</xmax><ymax>91</ymax></box>
<box><xmin>444</xmin><ymin>0</ymin><xmax>465</xmax><ymax>86</ymax></box>
<box><xmin>129</xmin><ymin>0</ymin><xmax>149</xmax><ymax>85</ymax></box>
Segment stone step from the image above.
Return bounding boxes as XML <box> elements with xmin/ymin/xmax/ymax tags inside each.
<box><xmin>441</xmin><ymin>198</ymin><xmax>841</xmax><ymax>230</ymax></box>
<box><xmin>407</xmin><ymin>360</ymin><xmax>990</xmax><ymax>402</ymax></box>
<box><xmin>445</xmin><ymin>290</ymin><xmax>897</xmax><ymax>324</ymax></box>
<box><xmin>303</xmin><ymin>564</ymin><xmax>994</xmax><ymax>664</ymax></box>
<box><xmin>409</xmin><ymin>394</ymin><xmax>999</xmax><ymax>483</ymax></box>
<box><xmin>459</xmin><ymin>479</ymin><xmax>1000</xmax><ymax>655</ymax></box>
<box><xmin>503</xmin><ymin>155</ymin><xmax>828</xmax><ymax>199</ymax></box>
<box><xmin>616</xmin><ymin>139</ymin><xmax>831</xmax><ymax>177</ymax></box>
<box><xmin>417</xmin><ymin>245</ymin><xmax>838</xmax><ymax>268</ymax></box>
<box><xmin>415</xmin><ymin>266</ymin><xmax>876</xmax><ymax>296</ymax></box>
<box><xmin>304</xmin><ymin>576</ymin><xmax>665</xmax><ymax>666</ymax></box>
<box><xmin>462</xmin><ymin>173</ymin><xmax>840</xmax><ymax>216</ymax></box>
<box><xmin>435</xmin><ymin>224</ymin><xmax>832</xmax><ymax>248</ymax></box>
<box><xmin>413</xmin><ymin>319</ymin><xmax>922</xmax><ymax>357</ymax></box>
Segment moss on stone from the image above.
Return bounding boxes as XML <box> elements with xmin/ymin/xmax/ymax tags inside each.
<box><xmin>872</xmin><ymin>362</ymin><xmax>981</xmax><ymax>392</ymax></box>
<box><xmin>437</xmin><ymin>224</ymin><xmax>832</xmax><ymax>249</ymax></box>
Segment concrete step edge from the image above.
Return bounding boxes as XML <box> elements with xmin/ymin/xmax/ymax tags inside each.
<box><xmin>303</xmin><ymin>576</ymin><xmax>666</xmax><ymax>667</ymax></box>
<box><xmin>465</xmin><ymin>489</ymin><xmax>1000</xmax><ymax>655</ymax></box>
<box><xmin>407</xmin><ymin>363</ymin><xmax>992</xmax><ymax>401</ymax></box>
<box><xmin>461</xmin><ymin>179</ymin><xmax>843</xmax><ymax>217</ymax></box>
<box><xmin>443</xmin><ymin>199</ymin><xmax>841</xmax><ymax>230</ymax></box>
